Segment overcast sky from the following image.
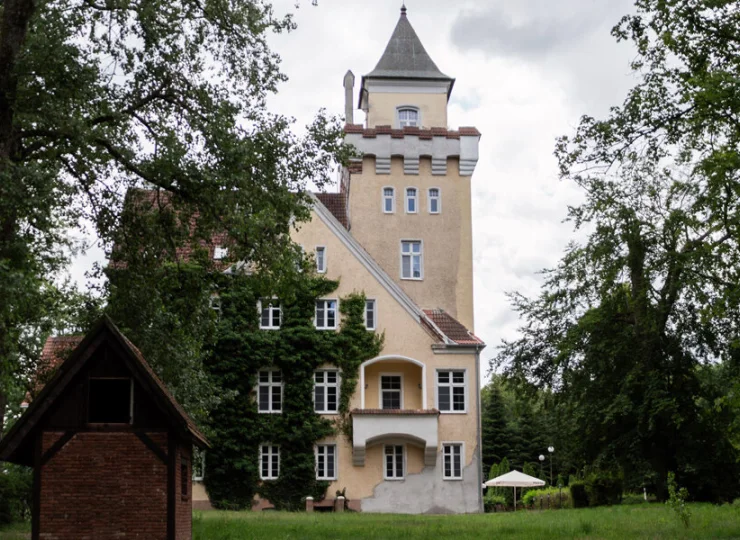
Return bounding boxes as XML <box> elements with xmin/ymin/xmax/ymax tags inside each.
<box><xmin>70</xmin><ymin>0</ymin><xmax>638</xmax><ymax>374</ymax></box>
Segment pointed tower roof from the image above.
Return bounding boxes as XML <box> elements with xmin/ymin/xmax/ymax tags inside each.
<box><xmin>365</xmin><ymin>5</ymin><xmax>453</xmax><ymax>82</ymax></box>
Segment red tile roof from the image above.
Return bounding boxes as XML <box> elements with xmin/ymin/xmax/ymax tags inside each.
<box><xmin>110</xmin><ymin>188</ymin><xmax>231</xmax><ymax>268</ymax></box>
<box><xmin>22</xmin><ymin>336</ymin><xmax>84</xmax><ymax>406</ymax></box>
<box><xmin>314</xmin><ymin>192</ymin><xmax>349</xmax><ymax>229</ymax></box>
<box><xmin>423</xmin><ymin>309</ymin><xmax>484</xmax><ymax>346</ymax></box>
<box><xmin>344</xmin><ymin>124</ymin><xmax>480</xmax><ymax>139</ymax></box>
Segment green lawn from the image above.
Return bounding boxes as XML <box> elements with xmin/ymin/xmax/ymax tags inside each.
<box><xmin>193</xmin><ymin>504</ymin><xmax>740</xmax><ymax>539</ymax></box>
<box><xmin>3</xmin><ymin>503</ymin><xmax>739</xmax><ymax>539</ymax></box>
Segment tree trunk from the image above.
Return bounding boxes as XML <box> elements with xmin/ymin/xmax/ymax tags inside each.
<box><xmin>0</xmin><ymin>0</ymin><xmax>36</xmax><ymax>439</ymax></box>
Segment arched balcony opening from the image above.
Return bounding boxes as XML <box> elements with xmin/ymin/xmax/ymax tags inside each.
<box><xmin>359</xmin><ymin>355</ymin><xmax>427</xmax><ymax>410</ymax></box>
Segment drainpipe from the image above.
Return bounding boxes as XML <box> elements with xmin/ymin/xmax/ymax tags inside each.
<box><xmin>475</xmin><ymin>346</ymin><xmax>484</xmax><ymax>513</ymax></box>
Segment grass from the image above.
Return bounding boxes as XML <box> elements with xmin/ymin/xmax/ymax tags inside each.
<box><xmin>3</xmin><ymin>503</ymin><xmax>739</xmax><ymax>539</ymax></box>
<box><xmin>192</xmin><ymin>504</ymin><xmax>740</xmax><ymax>539</ymax></box>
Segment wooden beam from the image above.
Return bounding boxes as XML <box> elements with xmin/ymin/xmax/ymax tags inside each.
<box><xmin>32</xmin><ymin>434</ymin><xmax>41</xmax><ymax>540</ymax></box>
<box><xmin>40</xmin><ymin>431</ymin><xmax>75</xmax><ymax>466</ymax></box>
<box><xmin>135</xmin><ymin>431</ymin><xmax>167</xmax><ymax>464</ymax></box>
<box><xmin>167</xmin><ymin>432</ymin><xmax>176</xmax><ymax>540</ymax></box>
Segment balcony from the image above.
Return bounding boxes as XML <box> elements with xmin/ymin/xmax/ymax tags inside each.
<box><xmin>351</xmin><ymin>409</ymin><xmax>439</xmax><ymax>467</ymax></box>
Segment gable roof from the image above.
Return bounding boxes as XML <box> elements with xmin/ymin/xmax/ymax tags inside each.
<box><xmin>0</xmin><ymin>316</ymin><xmax>208</xmax><ymax>465</ymax></box>
<box><xmin>309</xmin><ymin>193</ymin><xmax>484</xmax><ymax>350</ymax></box>
<box><xmin>423</xmin><ymin>309</ymin><xmax>484</xmax><ymax>346</ymax></box>
<box><xmin>365</xmin><ymin>7</ymin><xmax>453</xmax><ymax>83</ymax></box>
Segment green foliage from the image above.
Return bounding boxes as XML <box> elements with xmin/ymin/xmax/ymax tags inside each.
<box><xmin>484</xmin><ymin>458</ymin><xmax>513</xmax><ymax>507</ymax></box>
<box><xmin>495</xmin><ymin>0</ymin><xmax>740</xmax><ymax>503</ymax></box>
<box><xmin>584</xmin><ymin>472</ymin><xmax>623</xmax><ymax>507</ymax></box>
<box><xmin>667</xmin><ymin>472</ymin><xmax>691</xmax><ymax>529</ymax></box>
<box><xmin>204</xmin><ymin>275</ymin><xmax>382</xmax><ymax>510</ymax></box>
<box><xmin>569</xmin><ymin>483</ymin><xmax>589</xmax><ymax>509</ymax></box>
<box><xmin>521</xmin><ymin>487</ymin><xmax>571</xmax><ymax>509</ymax></box>
<box><xmin>483</xmin><ymin>494</ymin><xmax>506</xmax><ymax>513</ymax></box>
<box><xmin>0</xmin><ymin>466</ymin><xmax>32</xmax><ymax>525</ymax></box>
<box><xmin>0</xmin><ymin>0</ymin><xmax>345</xmax><ymax>433</ymax></box>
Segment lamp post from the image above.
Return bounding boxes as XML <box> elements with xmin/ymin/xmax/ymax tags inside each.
<box><xmin>547</xmin><ymin>446</ymin><xmax>554</xmax><ymax>486</ymax></box>
<box><xmin>538</xmin><ymin>454</ymin><xmax>545</xmax><ymax>481</ymax></box>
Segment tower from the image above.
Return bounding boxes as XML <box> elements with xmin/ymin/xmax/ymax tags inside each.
<box><xmin>343</xmin><ymin>6</ymin><xmax>481</xmax><ymax>330</ymax></box>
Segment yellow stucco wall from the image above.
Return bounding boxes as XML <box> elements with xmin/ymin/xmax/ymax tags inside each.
<box><xmin>367</xmin><ymin>92</ymin><xmax>448</xmax><ymax>128</ymax></box>
<box><xmin>290</xmin><ymin>206</ymin><xmax>479</xmax><ymax>504</ymax></box>
<box><xmin>347</xmin><ymin>156</ymin><xmax>475</xmax><ymax>330</ymax></box>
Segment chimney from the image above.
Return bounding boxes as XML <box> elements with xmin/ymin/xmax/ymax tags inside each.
<box><xmin>343</xmin><ymin>70</ymin><xmax>355</xmax><ymax>125</ymax></box>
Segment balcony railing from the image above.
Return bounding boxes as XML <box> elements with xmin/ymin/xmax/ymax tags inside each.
<box><xmin>351</xmin><ymin>408</ymin><xmax>439</xmax><ymax>467</ymax></box>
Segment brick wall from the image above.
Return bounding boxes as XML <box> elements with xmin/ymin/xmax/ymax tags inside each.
<box><xmin>175</xmin><ymin>443</ymin><xmax>192</xmax><ymax>540</ymax></box>
<box><xmin>39</xmin><ymin>431</ymin><xmax>168</xmax><ymax>540</ymax></box>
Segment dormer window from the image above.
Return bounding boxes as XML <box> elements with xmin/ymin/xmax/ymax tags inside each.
<box><xmin>397</xmin><ymin>107</ymin><xmax>419</xmax><ymax>128</ymax></box>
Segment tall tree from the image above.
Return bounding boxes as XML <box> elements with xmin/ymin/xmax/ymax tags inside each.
<box><xmin>481</xmin><ymin>382</ymin><xmax>512</xmax><ymax>476</ymax></box>
<box><xmin>497</xmin><ymin>0</ymin><xmax>740</xmax><ymax>501</ymax></box>
<box><xmin>0</xmin><ymin>0</ymin><xmax>344</xmax><ymax>428</ymax></box>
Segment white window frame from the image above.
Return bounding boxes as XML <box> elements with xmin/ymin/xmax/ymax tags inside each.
<box><xmin>314</xmin><ymin>369</ymin><xmax>340</xmax><ymax>414</ymax></box>
<box><xmin>383</xmin><ymin>444</ymin><xmax>406</xmax><ymax>480</ymax></box>
<box><xmin>257</xmin><ymin>369</ymin><xmax>283</xmax><ymax>414</ymax></box>
<box><xmin>396</xmin><ymin>106</ymin><xmax>420</xmax><ymax>128</ymax></box>
<box><xmin>210</xmin><ymin>294</ymin><xmax>221</xmax><ymax>314</ymax></box>
<box><xmin>315</xmin><ymin>444</ymin><xmax>338</xmax><ymax>481</ymax></box>
<box><xmin>442</xmin><ymin>442</ymin><xmax>464</xmax><ymax>480</ymax></box>
<box><xmin>428</xmin><ymin>187</ymin><xmax>441</xmax><ymax>214</ymax></box>
<box><xmin>258</xmin><ymin>299</ymin><xmax>281</xmax><ymax>330</ymax></box>
<box><xmin>379</xmin><ymin>373</ymin><xmax>404</xmax><ymax>410</ymax></box>
<box><xmin>400</xmin><ymin>240</ymin><xmax>424</xmax><ymax>280</ymax></box>
<box><xmin>259</xmin><ymin>444</ymin><xmax>280</xmax><ymax>480</ymax></box>
<box><xmin>315</xmin><ymin>246</ymin><xmax>327</xmax><ymax>274</ymax></box>
<box><xmin>405</xmin><ymin>187</ymin><xmax>418</xmax><ymax>214</ymax></box>
<box><xmin>192</xmin><ymin>449</ymin><xmax>206</xmax><ymax>482</ymax></box>
<box><xmin>364</xmin><ymin>299</ymin><xmax>377</xmax><ymax>331</ymax></box>
<box><xmin>382</xmin><ymin>186</ymin><xmax>395</xmax><ymax>214</ymax></box>
<box><xmin>315</xmin><ymin>299</ymin><xmax>339</xmax><ymax>330</ymax></box>
<box><xmin>213</xmin><ymin>246</ymin><xmax>229</xmax><ymax>260</ymax></box>
<box><xmin>436</xmin><ymin>369</ymin><xmax>467</xmax><ymax>414</ymax></box>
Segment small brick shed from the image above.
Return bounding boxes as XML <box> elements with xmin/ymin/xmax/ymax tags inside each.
<box><xmin>0</xmin><ymin>316</ymin><xmax>209</xmax><ymax>540</ymax></box>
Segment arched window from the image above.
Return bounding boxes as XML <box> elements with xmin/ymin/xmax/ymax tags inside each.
<box><xmin>382</xmin><ymin>187</ymin><xmax>395</xmax><ymax>213</ymax></box>
<box><xmin>397</xmin><ymin>107</ymin><xmax>419</xmax><ymax>128</ymax></box>
<box><xmin>428</xmin><ymin>188</ymin><xmax>441</xmax><ymax>214</ymax></box>
<box><xmin>405</xmin><ymin>187</ymin><xmax>418</xmax><ymax>214</ymax></box>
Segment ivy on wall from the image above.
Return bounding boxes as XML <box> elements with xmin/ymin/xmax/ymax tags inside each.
<box><xmin>203</xmin><ymin>273</ymin><xmax>383</xmax><ymax>510</ymax></box>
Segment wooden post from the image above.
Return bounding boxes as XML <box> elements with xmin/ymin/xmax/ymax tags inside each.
<box><xmin>305</xmin><ymin>497</ymin><xmax>314</xmax><ymax>513</ymax></box>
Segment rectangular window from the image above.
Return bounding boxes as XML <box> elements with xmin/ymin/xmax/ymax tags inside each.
<box><xmin>384</xmin><ymin>445</ymin><xmax>405</xmax><ymax>479</ymax></box>
<box><xmin>259</xmin><ymin>299</ymin><xmax>281</xmax><ymax>330</ymax></box>
<box><xmin>401</xmin><ymin>241</ymin><xmax>423</xmax><ymax>280</ymax></box>
<box><xmin>192</xmin><ymin>449</ymin><xmax>206</xmax><ymax>482</ymax></box>
<box><xmin>380</xmin><ymin>375</ymin><xmax>402</xmax><ymax>409</ymax></box>
<box><xmin>405</xmin><ymin>188</ymin><xmax>418</xmax><ymax>214</ymax></box>
<box><xmin>315</xmin><ymin>299</ymin><xmax>338</xmax><ymax>330</ymax></box>
<box><xmin>258</xmin><ymin>369</ymin><xmax>282</xmax><ymax>413</ymax></box>
<box><xmin>364</xmin><ymin>300</ymin><xmax>376</xmax><ymax>330</ymax></box>
<box><xmin>314</xmin><ymin>370</ymin><xmax>339</xmax><ymax>413</ymax></box>
<box><xmin>213</xmin><ymin>246</ymin><xmax>229</xmax><ymax>260</ymax></box>
<box><xmin>428</xmin><ymin>188</ymin><xmax>440</xmax><ymax>214</ymax></box>
<box><xmin>443</xmin><ymin>443</ymin><xmax>463</xmax><ymax>480</ymax></box>
<box><xmin>316</xmin><ymin>246</ymin><xmax>326</xmax><ymax>273</ymax></box>
<box><xmin>260</xmin><ymin>444</ymin><xmax>280</xmax><ymax>480</ymax></box>
<box><xmin>88</xmin><ymin>378</ymin><xmax>133</xmax><ymax>424</ymax></box>
<box><xmin>315</xmin><ymin>444</ymin><xmax>337</xmax><ymax>480</ymax></box>
<box><xmin>437</xmin><ymin>370</ymin><xmax>466</xmax><ymax>413</ymax></box>
<box><xmin>383</xmin><ymin>187</ymin><xmax>395</xmax><ymax>213</ymax></box>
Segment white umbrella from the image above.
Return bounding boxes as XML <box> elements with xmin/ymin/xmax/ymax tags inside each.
<box><xmin>485</xmin><ymin>470</ymin><xmax>546</xmax><ymax>511</ymax></box>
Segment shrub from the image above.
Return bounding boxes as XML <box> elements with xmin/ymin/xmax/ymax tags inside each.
<box><xmin>667</xmin><ymin>472</ymin><xmax>691</xmax><ymax>528</ymax></box>
<box><xmin>570</xmin><ymin>482</ymin><xmax>589</xmax><ymax>508</ymax></box>
<box><xmin>0</xmin><ymin>466</ymin><xmax>32</xmax><ymax>525</ymax></box>
<box><xmin>521</xmin><ymin>487</ymin><xmax>572</xmax><ymax>509</ymax></box>
<box><xmin>483</xmin><ymin>494</ymin><xmax>507</xmax><ymax>512</ymax></box>
<box><xmin>585</xmin><ymin>472</ymin><xmax>623</xmax><ymax>506</ymax></box>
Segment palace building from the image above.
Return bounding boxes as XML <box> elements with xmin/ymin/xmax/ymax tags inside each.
<box><xmin>226</xmin><ymin>5</ymin><xmax>485</xmax><ymax>513</ymax></box>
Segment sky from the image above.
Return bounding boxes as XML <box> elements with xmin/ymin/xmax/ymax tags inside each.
<box><xmin>70</xmin><ymin>0</ymin><xmax>639</xmax><ymax>375</ymax></box>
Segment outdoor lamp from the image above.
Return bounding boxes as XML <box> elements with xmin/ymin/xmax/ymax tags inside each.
<box><xmin>538</xmin><ymin>454</ymin><xmax>545</xmax><ymax>480</ymax></box>
<box><xmin>547</xmin><ymin>446</ymin><xmax>554</xmax><ymax>485</ymax></box>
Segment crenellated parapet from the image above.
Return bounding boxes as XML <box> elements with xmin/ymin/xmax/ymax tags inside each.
<box><xmin>344</xmin><ymin>124</ymin><xmax>480</xmax><ymax>177</ymax></box>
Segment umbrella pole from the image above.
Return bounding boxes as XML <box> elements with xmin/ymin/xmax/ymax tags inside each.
<box><xmin>514</xmin><ymin>486</ymin><xmax>516</xmax><ymax>511</ymax></box>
